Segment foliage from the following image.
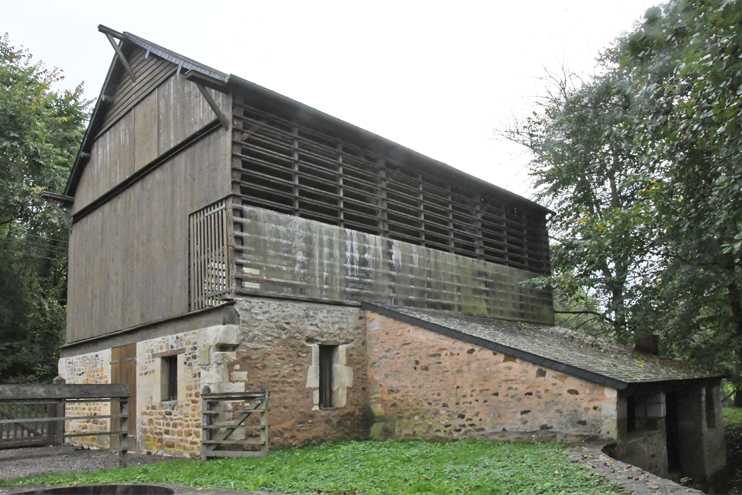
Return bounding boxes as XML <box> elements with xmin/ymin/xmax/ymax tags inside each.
<box><xmin>0</xmin><ymin>33</ymin><xmax>89</xmax><ymax>383</ymax></box>
<box><xmin>723</xmin><ymin>407</ymin><xmax>742</xmax><ymax>430</ymax></box>
<box><xmin>503</xmin><ymin>0</ymin><xmax>742</xmax><ymax>385</ymax></box>
<box><xmin>618</xmin><ymin>0</ymin><xmax>742</xmax><ymax>383</ymax></box>
<box><xmin>2</xmin><ymin>440</ymin><xmax>623</xmax><ymax>494</ymax></box>
<box><xmin>501</xmin><ymin>64</ymin><xmax>657</xmax><ymax>343</ymax></box>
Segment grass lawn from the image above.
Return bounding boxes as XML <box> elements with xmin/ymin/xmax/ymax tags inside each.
<box><xmin>0</xmin><ymin>440</ymin><xmax>622</xmax><ymax>495</ymax></box>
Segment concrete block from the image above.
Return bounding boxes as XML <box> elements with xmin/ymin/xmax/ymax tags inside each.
<box><xmin>647</xmin><ymin>403</ymin><xmax>665</xmax><ymax>418</ymax></box>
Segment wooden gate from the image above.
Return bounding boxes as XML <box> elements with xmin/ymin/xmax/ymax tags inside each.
<box><xmin>201</xmin><ymin>389</ymin><xmax>269</xmax><ymax>459</ymax></box>
<box><xmin>0</xmin><ymin>383</ymin><xmax>129</xmax><ymax>467</ymax></box>
<box><xmin>111</xmin><ymin>344</ymin><xmax>137</xmax><ymax>446</ymax></box>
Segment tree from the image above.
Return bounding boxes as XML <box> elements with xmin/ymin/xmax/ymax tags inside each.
<box><xmin>621</xmin><ymin>0</ymin><xmax>742</xmax><ymax>390</ymax></box>
<box><xmin>0</xmin><ymin>33</ymin><xmax>89</xmax><ymax>382</ymax></box>
<box><xmin>500</xmin><ymin>64</ymin><xmax>658</xmax><ymax>343</ymax></box>
<box><xmin>504</xmin><ymin>0</ymin><xmax>742</xmax><ymax>387</ymax></box>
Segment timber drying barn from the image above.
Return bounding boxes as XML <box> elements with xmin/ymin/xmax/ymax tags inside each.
<box><xmin>54</xmin><ymin>26</ymin><xmax>725</xmax><ymax>484</ymax></box>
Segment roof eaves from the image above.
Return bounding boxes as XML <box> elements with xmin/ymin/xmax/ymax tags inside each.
<box><xmin>361</xmin><ymin>302</ymin><xmax>628</xmax><ymax>390</ymax></box>
<box><xmin>123</xmin><ymin>32</ymin><xmax>228</xmax><ymax>83</ymax></box>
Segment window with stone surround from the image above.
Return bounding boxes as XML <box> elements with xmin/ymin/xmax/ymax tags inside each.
<box><xmin>319</xmin><ymin>345</ymin><xmax>337</xmax><ymax>408</ymax></box>
<box><xmin>162</xmin><ymin>355</ymin><xmax>178</xmax><ymax>401</ymax></box>
<box><xmin>156</xmin><ymin>348</ymin><xmax>185</xmax><ymax>402</ymax></box>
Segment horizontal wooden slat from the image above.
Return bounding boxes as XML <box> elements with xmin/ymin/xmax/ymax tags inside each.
<box><xmin>0</xmin><ymin>384</ymin><xmax>129</xmax><ymax>401</ymax></box>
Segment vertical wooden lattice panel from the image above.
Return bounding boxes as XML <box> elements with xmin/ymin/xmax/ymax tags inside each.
<box><xmin>189</xmin><ymin>198</ymin><xmax>231</xmax><ymax>311</ymax></box>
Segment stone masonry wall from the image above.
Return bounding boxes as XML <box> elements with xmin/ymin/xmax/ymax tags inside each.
<box><xmin>58</xmin><ymin>350</ymin><xmax>112</xmax><ymax>448</ymax></box>
<box><xmin>232</xmin><ymin>298</ymin><xmax>370</xmax><ymax>447</ymax></box>
<box><xmin>366</xmin><ymin>311</ymin><xmax>618</xmax><ymax>443</ymax></box>
<box><xmin>137</xmin><ymin>330</ymin><xmax>203</xmax><ymax>457</ymax></box>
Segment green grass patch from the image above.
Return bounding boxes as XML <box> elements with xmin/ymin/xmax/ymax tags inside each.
<box><xmin>1</xmin><ymin>440</ymin><xmax>622</xmax><ymax>495</ymax></box>
<box><xmin>724</xmin><ymin>407</ymin><xmax>742</xmax><ymax>430</ymax></box>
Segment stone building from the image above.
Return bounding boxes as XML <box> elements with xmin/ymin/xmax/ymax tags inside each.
<box><xmin>55</xmin><ymin>26</ymin><xmax>725</xmax><ymax>484</ymax></box>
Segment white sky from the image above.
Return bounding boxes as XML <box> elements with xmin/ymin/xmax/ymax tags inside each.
<box><xmin>4</xmin><ymin>0</ymin><xmax>657</xmax><ymax>200</ymax></box>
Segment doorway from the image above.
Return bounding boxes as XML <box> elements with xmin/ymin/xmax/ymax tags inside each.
<box><xmin>111</xmin><ymin>343</ymin><xmax>137</xmax><ymax>448</ymax></box>
<box><xmin>665</xmin><ymin>391</ymin><xmax>681</xmax><ymax>473</ymax></box>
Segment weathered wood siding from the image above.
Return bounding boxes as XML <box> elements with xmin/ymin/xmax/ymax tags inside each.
<box><xmin>73</xmin><ymin>69</ymin><xmax>230</xmax><ymax>213</ymax></box>
<box><xmin>68</xmin><ymin>131</ymin><xmax>231</xmax><ymax>342</ymax></box>
<box><xmin>67</xmin><ymin>66</ymin><xmax>232</xmax><ymax>342</ymax></box>
<box><xmin>234</xmin><ymin>206</ymin><xmax>554</xmax><ymax>324</ymax></box>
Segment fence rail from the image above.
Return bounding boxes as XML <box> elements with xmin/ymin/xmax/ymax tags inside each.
<box><xmin>201</xmin><ymin>388</ymin><xmax>269</xmax><ymax>459</ymax></box>
<box><xmin>0</xmin><ymin>382</ymin><xmax>129</xmax><ymax>467</ymax></box>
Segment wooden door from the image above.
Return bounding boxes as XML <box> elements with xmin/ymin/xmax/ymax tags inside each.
<box><xmin>111</xmin><ymin>343</ymin><xmax>137</xmax><ymax>448</ymax></box>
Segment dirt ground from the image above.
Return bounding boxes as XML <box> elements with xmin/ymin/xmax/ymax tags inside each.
<box><xmin>0</xmin><ymin>445</ymin><xmax>174</xmax><ymax>481</ymax></box>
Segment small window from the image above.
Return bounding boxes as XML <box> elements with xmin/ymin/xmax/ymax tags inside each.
<box><xmin>319</xmin><ymin>345</ymin><xmax>337</xmax><ymax>408</ymax></box>
<box><xmin>162</xmin><ymin>355</ymin><xmax>178</xmax><ymax>401</ymax></box>
<box><xmin>706</xmin><ymin>386</ymin><xmax>717</xmax><ymax>428</ymax></box>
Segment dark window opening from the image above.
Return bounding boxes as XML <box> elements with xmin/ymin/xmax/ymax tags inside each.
<box><xmin>319</xmin><ymin>345</ymin><xmax>337</xmax><ymax>408</ymax></box>
<box><xmin>666</xmin><ymin>392</ymin><xmax>681</xmax><ymax>472</ymax></box>
<box><xmin>162</xmin><ymin>355</ymin><xmax>178</xmax><ymax>402</ymax></box>
<box><xmin>627</xmin><ymin>396</ymin><xmax>636</xmax><ymax>433</ymax></box>
<box><xmin>706</xmin><ymin>386</ymin><xmax>717</xmax><ymax>428</ymax></box>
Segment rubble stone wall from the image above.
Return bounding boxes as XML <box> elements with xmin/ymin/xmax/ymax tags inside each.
<box><xmin>366</xmin><ymin>311</ymin><xmax>618</xmax><ymax>443</ymax></box>
<box><xmin>232</xmin><ymin>298</ymin><xmax>370</xmax><ymax>447</ymax></box>
<box><xmin>58</xmin><ymin>350</ymin><xmax>112</xmax><ymax>448</ymax></box>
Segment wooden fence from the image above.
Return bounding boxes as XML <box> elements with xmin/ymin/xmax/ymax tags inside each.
<box><xmin>201</xmin><ymin>388</ymin><xmax>269</xmax><ymax>459</ymax></box>
<box><xmin>0</xmin><ymin>383</ymin><xmax>130</xmax><ymax>467</ymax></box>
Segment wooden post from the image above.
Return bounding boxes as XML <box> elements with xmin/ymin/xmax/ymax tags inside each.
<box><xmin>201</xmin><ymin>386</ymin><xmax>211</xmax><ymax>460</ymax></box>
<box><xmin>118</xmin><ymin>397</ymin><xmax>128</xmax><ymax>468</ymax></box>
<box><xmin>292</xmin><ymin>126</ymin><xmax>300</xmax><ymax>214</ymax></box>
<box><xmin>377</xmin><ymin>159</ymin><xmax>388</xmax><ymax>237</ymax></box>
<box><xmin>53</xmin><ymin>376</ymin><xmax>65</xmax><ymax>446</ymax></box>
<box><xmin>447</xmin><ymin>185</ymin><xmax>455</xmax><ymax>252</ymax></box>
<box><xmin>474</xmin><ymin>194</ymin><xmax>484</xmax><ymax>260</ymax></box>
<box><xmin>337</xmin><ymin>144</ymin><xmax>344</xmax><ymax>228</ymax></box>
<box><xmin>261</xmin><ymin>390</ymin><xmax>270</xmax><ymax>457</ymax></box>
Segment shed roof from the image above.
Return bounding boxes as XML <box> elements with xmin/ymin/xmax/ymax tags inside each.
<box><xmin>64</xmin><ymin>27</ymin><xmax>551</xmax><ymax>215</ymax></box>
<box><xmin>363</xmin><ymin>302</ymin><xmax>724</xmax><ymax>390</ymax></box>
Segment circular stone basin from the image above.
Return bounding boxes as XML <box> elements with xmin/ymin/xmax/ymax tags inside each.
<box><xmin>15</xmin><ymin>485</ymin><xmax>174</xmax><ymax>495</ymax></box>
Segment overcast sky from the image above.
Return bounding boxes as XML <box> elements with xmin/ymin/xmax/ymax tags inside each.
<box><xmin>5</xmin><ymin>0</ymin><xmax>658</xmax><ymax>199</ymax></box>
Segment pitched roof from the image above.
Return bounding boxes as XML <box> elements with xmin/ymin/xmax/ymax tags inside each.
<box><xmin>64</xmin><ymin>27</ymin><xmax>551</xmax><ymax>215</ymax></box>
<box><xmin>363</xmin><ymin>302</ymin><xmax>724</xmax><ymax>390</ymax></box>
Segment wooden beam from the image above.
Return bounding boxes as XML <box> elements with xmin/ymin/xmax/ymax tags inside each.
<box><xmin>193</xmin><ymin>81</ymin><xmax>230</xmax><ymax>130</ymax></box>
<box><xmin>0</xmin><ymin>384</ymin><xmax>129</xmax><ymax>401</ymax></box>
<box><xmin>40</xmin><ymin>192</ymin><xmax>74</xmax><ymax>205</ymax></box>
<box><xmin>103</xmin><ymin>33</ymin><xmax>137</xmax><ymax>83</ymax></box>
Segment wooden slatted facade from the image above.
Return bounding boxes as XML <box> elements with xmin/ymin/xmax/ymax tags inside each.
<box><xmin>63</xmin><ymin>28</ymin><xmax>554</xmax><ymax>346</ymax></box>
<box><xmin>231</xmin><ymin>102</ymin><xmax>550</xmax><ymax>275</ymax></box>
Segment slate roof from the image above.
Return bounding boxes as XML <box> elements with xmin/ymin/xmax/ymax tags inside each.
<box><xmin>363</xmin><ymin>303</ymin><xmax>724</xmax><ymax>390</ymax></box>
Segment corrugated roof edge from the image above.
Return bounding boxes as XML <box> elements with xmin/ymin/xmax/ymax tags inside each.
<box><xmin>361</xmin><ymin>302</ymin><xmax>727</xmax><ymax>389</ymax></box>
<box><xmin>64</xmin><ymin>27</ymin><xmax>552</xmax><ymax>216</ymax></box>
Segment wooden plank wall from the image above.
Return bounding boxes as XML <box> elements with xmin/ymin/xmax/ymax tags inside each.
<box><xmin>73</xmin><ymin>51</ymin><xmax>228</xmax><ymax>214</ymax></box>
<box><xmin>232</xmin><ymin>103</ymin><xmax>551</xmax><ymax>275</ymax></box>
<box><xmin>67</xmin><ymin>71</ymin><xmax>232</xmax><ymax>342</ymax></box>
<box><xmin>233</xmin><ymin>205</ymin><xmax>554</xmax><ymax>325</ymax></box>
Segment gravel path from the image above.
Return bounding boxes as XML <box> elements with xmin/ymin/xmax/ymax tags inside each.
<box><xmin>565</xmin><ymin>445</ymin><xmax>705</xmax><ymax>495</ymax></box>
<box><xmin>0</xmin><ymin>445</ymin><xmax>174</xmax><ymax>481</ymax></box>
